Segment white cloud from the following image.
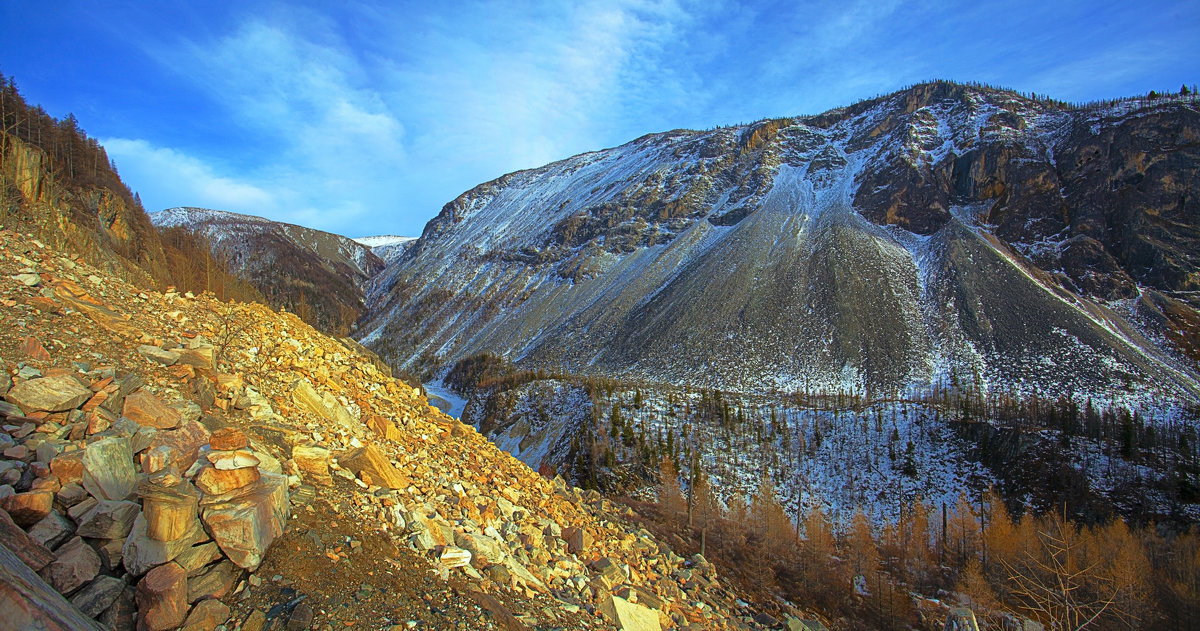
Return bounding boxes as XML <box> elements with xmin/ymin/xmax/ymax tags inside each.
<box><xmin>101</xmin><ymin>138</ymin><xmax>277</xmax><ymax>212</ymax></box>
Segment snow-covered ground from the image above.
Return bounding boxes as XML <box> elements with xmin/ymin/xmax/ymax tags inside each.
<box><xmin>423</xmin><ymin>380</ymin><xmax>467</xmax><ymax>419</ymax></box>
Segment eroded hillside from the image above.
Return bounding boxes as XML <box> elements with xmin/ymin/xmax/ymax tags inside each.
<box><xmin>361</xmin><ymin>82</ymin><xmax>1200</xmax><ymax>408</ymax></box>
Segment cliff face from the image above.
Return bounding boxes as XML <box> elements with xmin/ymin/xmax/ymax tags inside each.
<box><xmin>362</xmin><ymin>83</ymin><xmax>1200</xmax><ymax>406</ymax></box>
<box><xmin>2</xmin><ymin>134</ymin><xmax>170</xmax><ymax>288</ymax></box>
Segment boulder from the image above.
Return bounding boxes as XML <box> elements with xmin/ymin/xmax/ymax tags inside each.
<box><xmin>0</xmin><ymin>507</ymin><xmax>56</xmax><ymax>571</ymax></box>
<box><xmin>135</xmin><ymin>562</ymin><xmax>188</xmax><ymax>631</ymax></box>
<box><xmin>194</xmin><ymin>465</ymin><xmax>261</xmax><ymax>495</ymax></box>
<box><xmin>0</xmin><ymin>543</ymin><xmax>106</xmax><ymax>630</ymax></box>
<box><xmin>456</xmin><ymin>531</ymin><xmax>507</xmax><ymax>567</ymax></box>
<box><xmin>209</xmin><ymin>427</ymin><xmax>249</xmax><ymax>451</ymax></box>
<box><xmin>38</xmin><ymin>536</ymin><xmax>101</xmax><ymax>595</ymax></box>
<box><xmin>176</xmin><ymin>347</ymin><xmax>213</xmax><ymax>371</ymax></box>
<box><xmin>291</xmin><ymin>379</ymin><xmax>354</xmax><ymax>427</ymax></box>
<box><xmin>563</xmin><ymin>526</ymin><xmax>592</xmax><ymax>554</ymax></box>
<box><xmin>185</xmin><ymin>559</ymin><xmax>240</xmax><ymax>603</ymax></box>
<box><xmin>340</xmin><ymin>443</ymin><xmax>409</xmax><ymax>489</ymax></box>
<box><xmin>144</xmin><ymin>421</ymin><xmax>210</xmax><ymax>472</ymax></box>
<box><xmin>28</xmin><ymin>510</ymin><xmax>76</xmax><ymax>550</ymax></box>
<box><xmin>181</xmin><ymin>598</ymin><xmax>230</xmax><ymax>631</ymax></box>
<box><xmin>123</xmin><ymin>390</ymin><xmax>182</xmax><ymax>430</ymax></box>
<box><xmin>199</xmin><ymin>473</ymin><xmax>289</xmax><ymax>570</ymax></box>
<box><xmin>68</xmin><ymin>575</ymin><xmax>126</xmax><ymax>618</ymax></box>
<box><xmin>49</xmin><ymin>450</ymin><xmax>85</xmax><ymax>485</ymax></box>
<box><xmin>139</xmin><ymin>477</ymin><xmax>200</xmax><ymax>542</ymax></box>
<box><xmin>74</xmin><ymin>499</ymin><xmax>140</xmax><ymax>539</ymax></box>
<box><xmin>81</xmin><ymin>436</ymin><xmax>136</xmax><ymax>501</ymax></box>
<box><xmin>291</xmin><ymin>444</ymin><xmax>332</xmax><ymax>486</ymax></box>
<box><xmin>0</xmin><ymin>490</ymin><xmax>53</xmax><ymax>527</ymax></box>
<box><xmin>175</xmin><ymin>542</ymin><xmax>223</xmax><ymax>576</ymax></box>
<box><xmin>206</xmin><ymin>449</ymin><xmax>260</xmax><ymax>470</ymax></box>
<box><xmin>439</xmin><ymin>546</ymin><xmax>472</xmax><ymax>569</ymax></box>
<box><xmin>4</xmin><ymin>375</ymin><xmax>92</xmax><ymax>413</ymax></box>
<box><xmin>597</xmin><ymin>595</ymin><xmax>662</xmax><ymax>631</ymax></box>
<box><xmin>122</xmin><ymin>513</ymin><xmax>208</xmax><ymax>577</ymax></box>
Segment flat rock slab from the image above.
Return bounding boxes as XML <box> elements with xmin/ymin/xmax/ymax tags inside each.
<box><xmin>123</xmin><ymin>390</ymin><xmax>182</xmax><ymax>430</ymax></box>
<box><xmin>27</xmin><ymin>510</ymin><xmax>76</xmax><ymax>550</ymax></box>
<box><xmin>0</xmin><ymin>543</ymin><xmax>105</xmax><ymax>631</ymax></box>
<box><xmin>5</xmin><ymin>375</ymin><xmax>92</xmax><ymax>413</ymax></box>
<box><xmin>598</xmin><ymin>594</ymin><xmax>661</xmax><ymax>631</ymax></box>
<box><xmin>181</xmin><ymin>598</ymin><xmax>231</xmax><ymax>631</ymax></box>
<box><xmin>68</xmin><ymin>575</ymin><xmax>126</xmax><ymax>618</ymax></box>
<box><xmin>291</xmin><ymin>445</ymin><xmax>332</xmax><ymax>486</ymax></box>
<box><xmin>75</xmin><ymin>499</ymin><xmax>141</xmax><ymax>539</ymax></box>
<box><xmin>340</xmin><ymin>443</ymin><xmax>409</xmax><ymax>489</ymax></box>
<box><xmin>137</xmin><ymin>345</ymin><xmax>181</xmax><ymax>367</ymax></box>
<box><xmin>0</xmin><ymin>490</ymin><xmax>54</xmax><ymax>527</ymax></box>
<box><xmin>0</xmin><ymin>507</ymin><xmax>56</xmax><ymax>571</ymax></box>
<box><xmin>122</xmin><ymin>513</ymin><xmax>208</xmax><ymax>577</ymax></box>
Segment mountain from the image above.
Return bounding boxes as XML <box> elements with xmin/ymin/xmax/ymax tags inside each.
<box><xmin>361</xmin><ymin>82</ymin><xmax>1200</xmax><ymax>409</ymax></box>
<box><xmin>151</xmin><ymin>207</ymin><xmax>385</xmax><ymax>335</ymax></box>
<box><xmin>353</xmin><ymin>234</ymin><xmax>417</xmax><ymax>265</ymax></box>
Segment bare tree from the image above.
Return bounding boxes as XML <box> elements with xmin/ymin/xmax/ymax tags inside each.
<box><xmin>1003</xmin><ymin>507</ymin><xmax>1118</xmax><ymax>630</ymax></box>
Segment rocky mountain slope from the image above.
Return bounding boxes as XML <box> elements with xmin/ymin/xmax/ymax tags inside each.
<box><xmin>354</xmin><ymin>235</ymin><xmax>418</xmax><ymax>266</ymax></box>
<box><xmin>151</xmin><ymin>207</ymin><xmax>385</xmax><ymax>336</ymax></box>
<box><xmin>361</xmin><ymin>82</ymin><xmax>1200</xmax><ymax>410</ymax></box>
<box><xmin>0</xmin><ymin>228</ymin><xmax>823</xmax><ymax>630</ymax></box>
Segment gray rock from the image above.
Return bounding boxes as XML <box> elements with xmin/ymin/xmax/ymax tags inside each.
<box><xmin>4</xmin><ymin>375</ymin><xmax>92</xmax><ymax>413</ymax></box>
<box><xmin>186</xmin><ymin>559</ymin><xmax>241</xmax><ymax>603</ymax></box>
<box><xmin>38</xmin><ymin>535</ymin><xmax>101</xmax><ymax>595</ymax></box>
<box><xmin>137</xmin><ymin>345</ymin><xmax>180</xmax><ymax>366</ymax></box>
<box><xmin>69</xmin><ymin>575</ymin><xmax>127</xmax><ymax>618</ymax></box>
<box><xmin>75</xmin><ymin>500</ymin><xmax>140</xmax><ymax>539</ymax></box>
<box><xmin>81</xmin><ymin>436</ymin><xmax>136</xmax><ymax>501</ymax></box>
<box><xmin>27</xmin><ymin>510</ymin><xmax>76</xmax><ymax>550</ymax></box>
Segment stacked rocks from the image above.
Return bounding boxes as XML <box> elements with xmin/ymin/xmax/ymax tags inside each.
<box><xmin>0</xmin><ymin>365</ymin><xmax>289</xmax><ymax>631</ymax></box>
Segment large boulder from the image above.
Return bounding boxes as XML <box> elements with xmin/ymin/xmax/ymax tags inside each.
<box><xmin>38</xmin><ymin>536</ymin><xmax>101</xmax><ymax>596</ymax></box>
<box><xmin>81</xmin><ymin>437</ymin><xmax>136</xmax><ymax>501</ymax></box>
<box><xmin>4</xmin><ymin>375</ymin><xmax>92</xmax><ymax>413</ymax></box>
<box><xmin>122</xmin><ymin>513</ymin><xmax>208</xmax><ymax>577</ymax></box>
<box><xmin>340</xmin><ymin>443</ymin><xmax>409</xmax><ymax>489</ymax></box>
<box><xmin>123</xmin><ymin>390</ymin><xmax>182</xmax><ymax>430</ymax></box>
<box><xmin>0</xmin><ymin>543</ymin><xmax>106</xmax><ymax>630</ymax></box>
<box><xmin>199</xmin><ymin>473</ymin><xmax>289</xmax><ymax>570</ymax></box>
<box><xmin>291</xmin><ymin>379</ymin><xmax>354</xmax><ymax>427</ymax></box>
<box><xmin>135</xmin><ymin>562</ymin><xmax>188</xmax><ymax>631</ymax></box>
<box><xmin>291</xmin><ymin>444</ymin><xmax>332</xmax><ymax>486</ymax></box>
<box><xmin>74</xmin><ymin>499</ymin><xmax>140</xmax><ymax>539</ymax></box>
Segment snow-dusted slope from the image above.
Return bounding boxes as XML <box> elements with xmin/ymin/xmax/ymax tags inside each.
<box><xmin>354</xmin><ymin>235</ymin><xmax>417</xmax><ymax>265</ymax></box>
<box><xmin>363</xmin><ymin>83</ymin><xmax>1200</xmax><ymax>410</ymax></box>
<box><xmin>152</xmin><ymin>207</ymin><xmax>385</xmax><ymax>334</ymax></box>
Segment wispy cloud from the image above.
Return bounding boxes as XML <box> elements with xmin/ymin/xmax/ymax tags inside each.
<box><xmin>41</xmin><ymin>0</ymin><xmax>1193</xmax><ymax>238</ymax></box>
<box><xmin>101</xmin><ymin>138</ymin><xmax>277</xmax><ymax>212</ymax></box>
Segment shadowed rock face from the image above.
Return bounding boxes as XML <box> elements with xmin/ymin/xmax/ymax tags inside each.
<box><xmin>362</xmin><ymin>82</ymin><xmax>1200</xmax><ymax>403</ymax></box>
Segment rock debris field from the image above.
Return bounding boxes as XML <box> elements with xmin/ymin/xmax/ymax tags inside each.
<box><xmin>0</xmin><ymin>229</ymin><xmax>791</xmax><ymax>630</ymax></box>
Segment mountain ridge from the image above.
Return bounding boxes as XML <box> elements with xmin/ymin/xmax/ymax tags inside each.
<box><xmin>360</xmin><ymin>81</ymin><xmax>1200</xmax><ymax>408</ymax></box>
<box><xmin>150</xmin><ymin>206</ymin><xmax>385</xmax><ymax>336</ymax></box>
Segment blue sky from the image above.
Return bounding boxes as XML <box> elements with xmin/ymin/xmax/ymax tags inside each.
<box><xmin>2</xmin><ymin>1</ymin><xmax>1197</xmax><ymax>238</ymax></box>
